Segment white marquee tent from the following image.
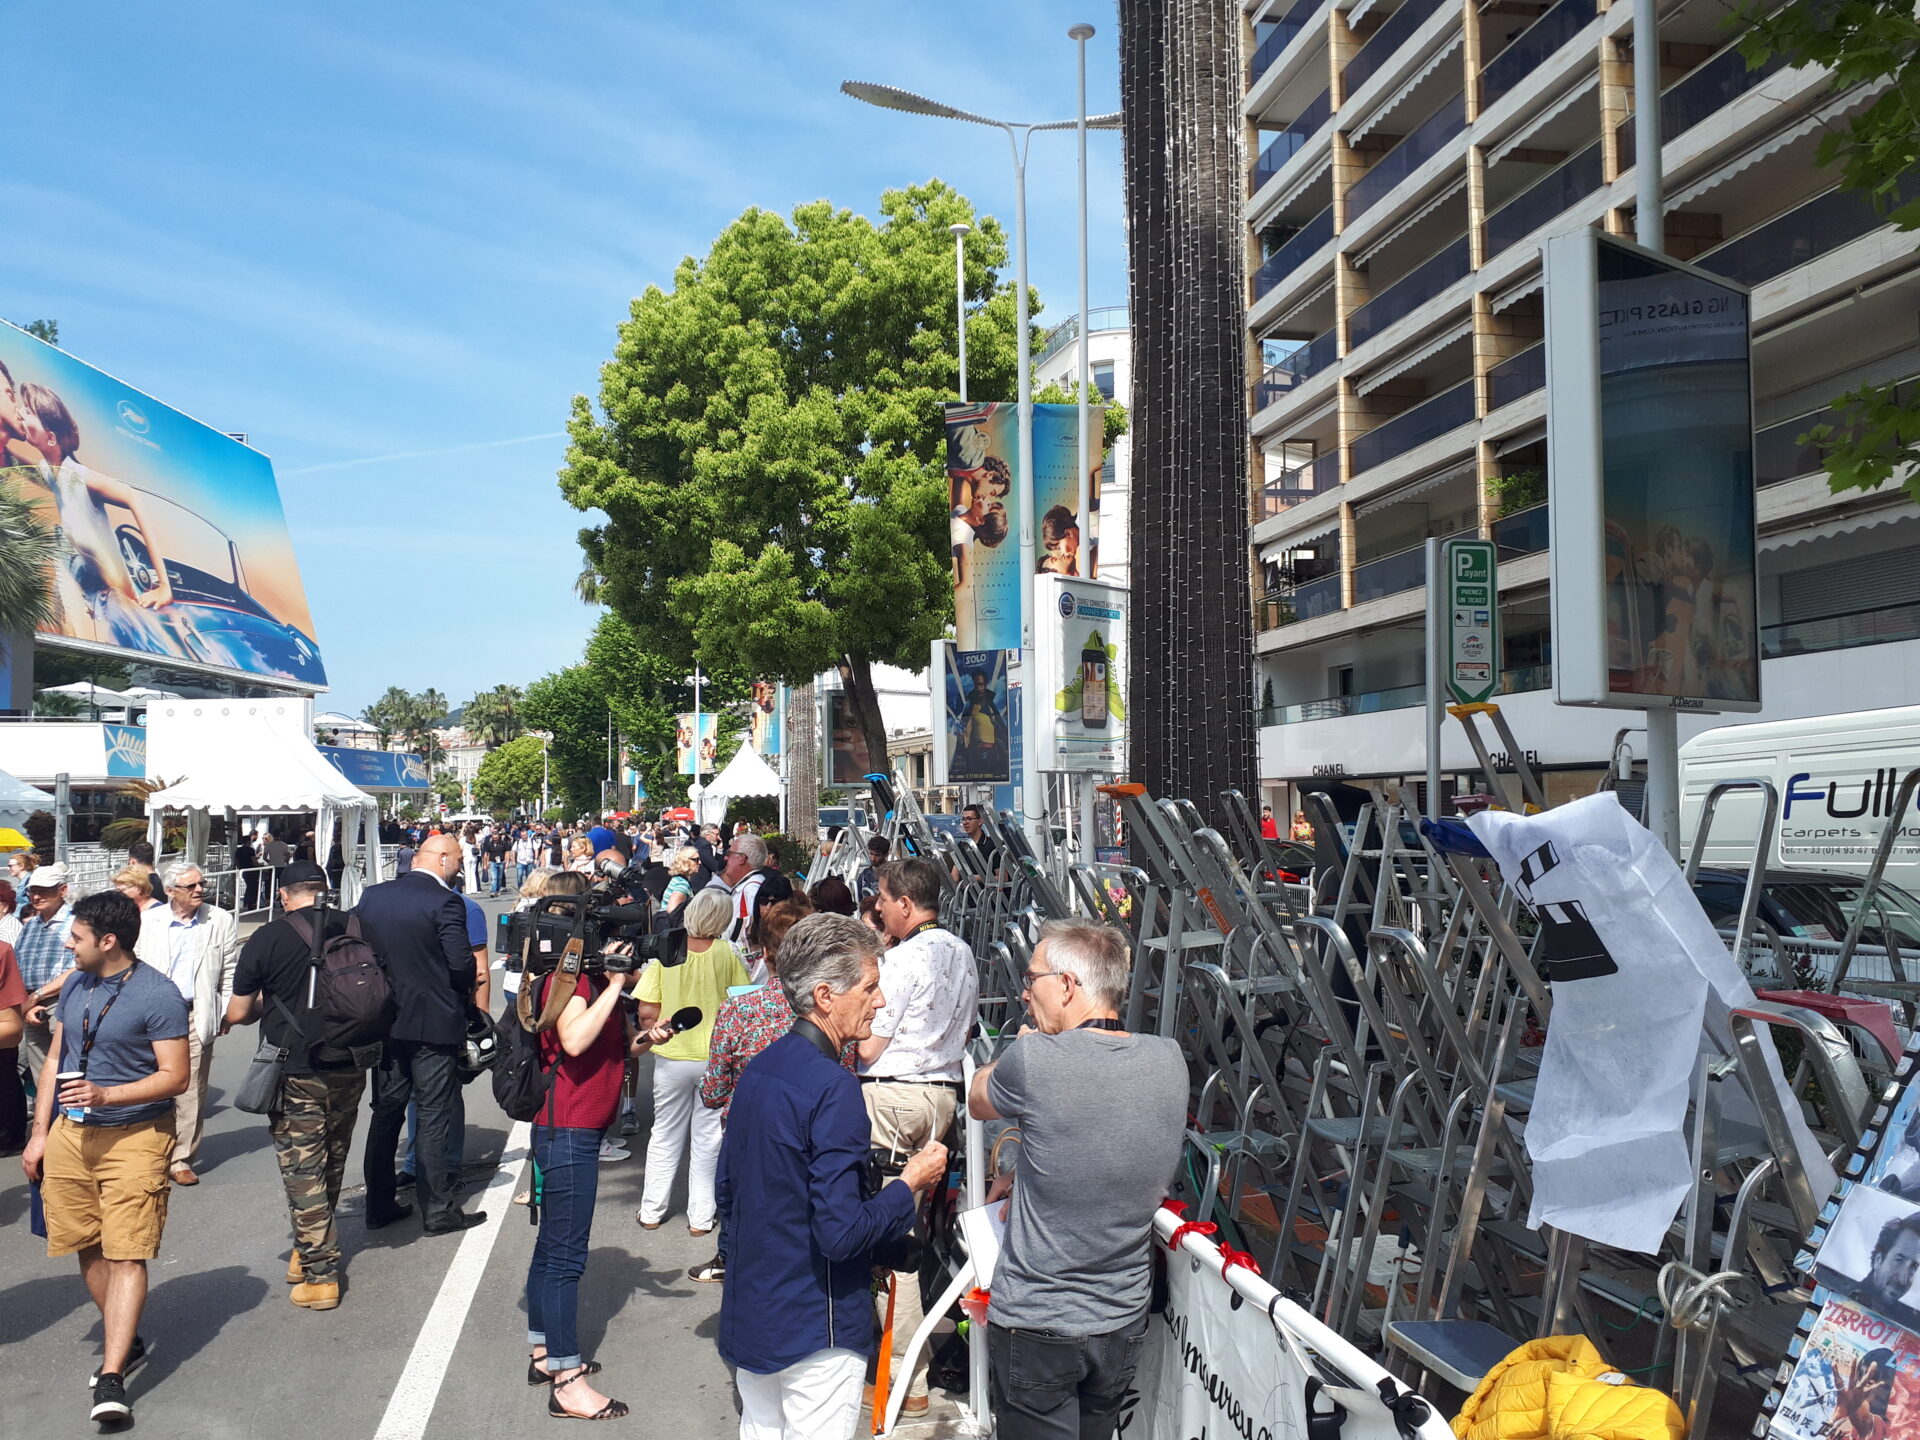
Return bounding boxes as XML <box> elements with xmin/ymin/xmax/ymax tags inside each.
<box><xmin>142</xmin><ymin>698</ymin><xmax>383</xmax><ymax>902</ymax></box>
<box><xmin>0</xmin><ymin>766</ymin><xmax>54</xmax><ymax>831</ymax></box>
<box><xmin>696</xmin><ymin>740</ymin><xmax>781</xmax><ymax>827</ymax></box>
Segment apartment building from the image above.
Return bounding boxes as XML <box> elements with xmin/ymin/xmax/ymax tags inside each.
<box><xmin>1243</xmin><ymin>0</ymin><xmax>1920</xmax><ymax>812</ymax></box>
<box><xmin>1034</xmin><ymin>306</ymin><xmax>1134</xmax><ymax>591</ymax></box>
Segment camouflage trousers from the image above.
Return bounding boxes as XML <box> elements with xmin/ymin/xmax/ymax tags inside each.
<box><xmin>270</xmin><ymin>1069</ymin><xmax>367</xmax><ymax>1283</ymax></box>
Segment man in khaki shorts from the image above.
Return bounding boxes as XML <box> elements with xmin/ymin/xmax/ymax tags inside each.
<box><xmin>21</xmin><ymin>890</ymin><xmax>189</xmax><ymax>1427</ymax></box>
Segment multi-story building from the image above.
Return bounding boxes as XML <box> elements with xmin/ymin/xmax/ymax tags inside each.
<box><xmin>1035</xmin><ymin>307</ymin><xmax>1133</xmax><ymax>590</ymax></box>
<box><xmin>1243</xmin><ymin>0</ymin><xmax>1919</xmax><ymax>814</ymax></box>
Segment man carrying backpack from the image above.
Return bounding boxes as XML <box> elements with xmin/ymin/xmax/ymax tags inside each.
<box><xmin>223</xmin><ymin>862</ymin><xmax>383</xmax><ymax>1312</ymax></box>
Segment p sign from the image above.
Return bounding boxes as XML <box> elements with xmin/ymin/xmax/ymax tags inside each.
<box><xmin>1443</xmin><ymin>539</ymin><xmax>1498</xmax><ymax>704</ymax></box>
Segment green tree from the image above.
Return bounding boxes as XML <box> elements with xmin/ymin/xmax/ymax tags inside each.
<box><xmin>463</xmin><ymin>684</ymin><xmax>525</xmax><ymax>748</ymax></box>
<box><xmin>559</xmin><ymin>180</ymin><xmax>1030</xmax><ymax>773</ymax></box>
<box><xmin>360</xmin><ymin>686</ymin><xmax>412</xmax><ymax>748</ymax></box>
<box><xmin>1742</xmin><ymin>3</ymin><xmax>1920</xmax><ymax>501</ymax></box>
<box><xmin>431</xmin><ymin>770</ymin><xmax>464</xmax><ymax>811</ymax></box>
<box><xmin>474</xmin><ymin>735</ymin><xmax>547</xmax><ymax>811</ymax></box>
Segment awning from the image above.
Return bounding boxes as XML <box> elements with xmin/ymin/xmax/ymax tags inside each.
<box><xmin>1261</xmin><ymin>523</ymin><xmax>1341</xmax><ymax>562</ymax></box>
<box><xmin>1495</xmin><ymin>422</ymin><xmax>1547</xmax><ymax>456</ymax></box>
<box><xmin>1265</xmin><ymin>154</ymin><xmax>1334</xmax><ymax>220</ymax></box>
<box><xmin>1348</xmin><ymin>34</ymin><xmax>1465</xmax><ymax>144</ymax></box>
<box><xmin>1353</xmin><ymin>457</ymin><xmax>1477</xmax><ymax>516</ymax></box>
<box><xmin>1760</xmin><ymin>505</ymin><xmax>1918</xmax><ymax>553</ymax></box>
<box><xmin>1271</xmin><ymin>276</ymin><xmax>1336</xmax><ymax>330</ymax></box>
<box><xmin>1491</xmin><ymin>274</ymin><xmax>1543</xmax><ymax>313</ymax></box>
<box><xmin>1355</xmin><ymin>318</ymin><xmax>1472</xmax><ymax>395</ymax></box>
<box><xmin>1667</xmin><ymin>80</ymin><xmax>1890</xmax><ymax>210</ymax></box>
<box><xmin>1487</xmin><ymin>73</ymin><xmax>1599</xmax><ymax>166</ymax></box>
<box><xmin>1350</xmin><ymin>177</ymin><xmax>1468</xmax><ymax>265</ymax></box>
<box><xmin>1346</xmin><ymin>0</ymin><xmax>1382</xmax><ymax>27</ymax></box>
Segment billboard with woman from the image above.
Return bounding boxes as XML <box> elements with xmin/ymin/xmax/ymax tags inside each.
<box><xmin>0</xmin><ymin>324</ymin><xmax>326</xmax><ymax>688</ymax></box>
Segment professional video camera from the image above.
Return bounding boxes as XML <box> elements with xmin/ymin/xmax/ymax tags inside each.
<box><xmin>509</xmin><ymin>858</ymin><xmax>687</xmax><ymax>982</ymax></box>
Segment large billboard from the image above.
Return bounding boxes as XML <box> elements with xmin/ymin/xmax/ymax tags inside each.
<box><xmin>1033</xmin><ymin>576</ymin><xmax>1126</xmax><ymax>772</ymax></box>
<box><xmin>0</xmin><ymin>324</ymin><xmax>326</xmax><ymax>688</ymax></box>
<box><xmin>945</xmin><ymin>401</ymin><xmax>1104</xmax><ymax>652</ymax></box>
<box><xmin>1546</xmin><ymin>231</ymin><xmax>1759</xmax><ymax>713</ymax></box>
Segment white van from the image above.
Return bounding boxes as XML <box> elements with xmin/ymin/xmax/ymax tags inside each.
<box><xmin>1679</xmin><ymin>705</ymin><xmax>1920</xmax><ymax>889</ymax></box>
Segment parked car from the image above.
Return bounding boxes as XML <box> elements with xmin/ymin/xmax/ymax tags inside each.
<box><xmin>1691</xmin><ymin>865</ymin><xmax>1920</xmax><ymax>991</ymax></box>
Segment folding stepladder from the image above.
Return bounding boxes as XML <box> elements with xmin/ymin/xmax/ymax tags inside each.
<box><xmin>1445</xmin><ymin>701</ymin><xmax>1548</xmax><ymax>813</ymax></box>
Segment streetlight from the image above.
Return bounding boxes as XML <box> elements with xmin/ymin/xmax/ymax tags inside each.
<box><xmin>685</xmin><ymin>666</ymin><xmax>709</xmax><ymax>814</ymax></box>
<box><xmin>949</xmin><ymin>222</ymin><xmax>971</xmax><ymax>401</ymax></box>
<box><xmin>841</xmin><ymin>75</ymin><xmax>1120</xmax><ymax>844</ymax></box>
<box><xmin>1071</xmin><ymin>23</ymin><xmax>1098</xmax><ymax>862</ymax></box>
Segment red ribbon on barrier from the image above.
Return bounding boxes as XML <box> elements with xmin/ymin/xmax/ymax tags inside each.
<box><xmin>1167</xmin><ymin>1220</ymin><xmax>1219</xmax><ymax>1251</ymax></box>
<box><xmin>1219</xmin><ymin>1245</ymin><xmax>1262</xmax><ymax>1278</ymax></box>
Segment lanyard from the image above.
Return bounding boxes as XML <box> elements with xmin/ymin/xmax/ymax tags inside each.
<box><xmin>1076</xmin><ymin>1017</ymin><xmax>1126</xmax><ymax>1033</ymax></box>
<box><xmin>908</xmin><ymin>920</ymin><xmax>943</xmax><ymax>941</ymax></box>
<box><xmin>77</xmin><ymin>962</ymin><xmax>139</xmax><ymax>1074</ymax></box>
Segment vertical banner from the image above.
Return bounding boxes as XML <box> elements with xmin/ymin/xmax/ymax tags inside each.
<box><xmin>941</xmin><ymin>645</ymin><xmax>1012</xmax><ymax>785</ymax></box>
<box><xmin>1546</xmin><ymin>229</ymin><xmax>1759</xmax><ymax>713</ymax></box>
<box><xmin>944</xmin><ymin>401</ymin><xmax>1104</xmax><ymax>651</ymax></box>
<box><xmin>824</xmin><ymin>691</ymin><xmax>875</xmax><ymax>788</ymax></box>
<box><xmin>749</xmin><ymin>680</ymin><xmax>783</xmax><ymax>756</ymax></box>
<box><xmin>675</xmin><ymin>712</ymin><xmax>717</xmax><ymax>777</ymax></box>
<box><xmin>1033</xmin><ymin>575</ymin><xmax>1126</xmax><ymax>771</ymax></box>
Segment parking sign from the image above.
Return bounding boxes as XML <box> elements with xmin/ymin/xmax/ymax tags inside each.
<box><xmin>1444</xmin><ymin>539</ymin><xmax>1498</xmax><ymax>704</ymax></box>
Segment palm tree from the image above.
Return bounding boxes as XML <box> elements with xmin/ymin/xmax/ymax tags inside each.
<box><xmin>574</xmin><ymin>561</ymin><xmax>603</xmax><ymax>605</ymax></box>
<box><xmin>463</xmin><ymin>684</ymin><xmax>525</xmax><ymax>748</ymax></box>
<box><xmin>0</xmin><ymin>475</ymin><xmax>59</xmax><ymax>659</ymax></box>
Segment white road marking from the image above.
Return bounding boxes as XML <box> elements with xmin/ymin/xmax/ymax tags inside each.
<box><xmin>373</xmin><ymin>1121</ymin><xmax>531</xmax><ymax>1440</ymax></box>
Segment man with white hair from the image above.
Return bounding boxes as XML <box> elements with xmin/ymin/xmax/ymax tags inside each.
<box><xmin>139</xmin><ymin>862</ymin><xmax>240</xmax><ymax>1185</ymax></box>
<box><xmin>18</xmin><ymin>862</ymin><xmax>77</xmax><ymax>1085</ymax></box>
<box><xmin>968</xmin><ymin>919</ymin><xmax>1186</xmax><ymax>1440</ymax></box>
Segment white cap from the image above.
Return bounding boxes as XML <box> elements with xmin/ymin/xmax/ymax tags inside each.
<box><xmin>27</xmin><ymin>862</ymin><xmax>69</xmax><ymax>890</ymax></box>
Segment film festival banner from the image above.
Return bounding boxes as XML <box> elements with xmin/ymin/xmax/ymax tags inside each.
<box><xmin>749</xmin><ymin>680</ymin><xmax>783</xmax><ymax>757</ymax></box>
<box><xmin>675</xmin><ymin>712</ymin><xmax>717</xmax><ymax>777</ymax></box>
<box><xmin>943</xmin><ymin>646</ymin><xmax>1011</xmax><ymax>785</ymax></box>
<box><xmin>945</xmin><ymin>400</ymin><xmax>1104</xmax><ymax>652</ymax></box>
<box><xmin>0</xmin><ymin>323</ymin><xmax>327</xmax><ymax>688</ymax></box>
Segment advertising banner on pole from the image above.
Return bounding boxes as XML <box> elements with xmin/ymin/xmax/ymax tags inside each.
<box><xmin>0</xmin><ymin>323</ymin><xmax>327</xmax><ymax>689</ymax></box>
<box><xmin>1033</xmin><ymin>575</ymin><xmax>1125</xmax><ymax>772</ymax></box>
<box><xmin>1442</xmin><ymin>539</ymin><xmax>1499</xmax><ymax>705</ymax></box>
<box><xmin>824</xmin><ymin>690</ymin><xmax>874</xmax><ymax>788</ymax></box>
<box><xmin>944</xmin><ymin>400</ymin><xmax>1105</xmax><ymax>652</ymax></box>
<box><xmin>749</xmin><ymin>680</ymin><xmax>783</xmax><ymax>757</ymax></box>
<box><xmin>1546</xmin><ymin>229</ymin><xmax>1759</xmax><ymax>713</ymax></box>
<box><xmin>675</xmin><ymin>712</ymin><xmax>717</xmax><ymax>777</ymax></box>
<box><xmin>936</xmin><ymin>643</ymin><xmax>1012</xmax><ymax>785</ymax></box>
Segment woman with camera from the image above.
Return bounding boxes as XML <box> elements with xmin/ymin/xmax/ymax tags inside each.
<box><xmin>634</xmin><ymin>888</ymin><xmax>748</xmax><ymax>1235</ymax></box>
<box><xmin>524</xmin><ymin>872</ymin><xmax>671</xmax><ymax>1421</ymax></box>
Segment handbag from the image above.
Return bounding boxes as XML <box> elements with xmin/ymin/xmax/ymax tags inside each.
<box><xmin>233</xmin><ymin>996</ymin><xmax>303</xmax><ymax>1116</ymax></box>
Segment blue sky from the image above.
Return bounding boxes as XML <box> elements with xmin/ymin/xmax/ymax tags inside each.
<box><xmin>11</xmin><ymin>0</ymin><xmax>1127</xmax><ymax>715</ymax></box>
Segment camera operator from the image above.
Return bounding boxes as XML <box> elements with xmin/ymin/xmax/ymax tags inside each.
<box><xmin>717</xmin><ymin>914</ymin><xmax>946</xmax><ymax>1440</ymax></box>
<box><xmin>967</xmin><ymin>920</ymin><xmax>1186</xmax><ymax>1440</ymax></box>
<box><xmin>523</xmin><ymin>904</ymin><xmax>671</xmax><ymax>1422</ymax></box>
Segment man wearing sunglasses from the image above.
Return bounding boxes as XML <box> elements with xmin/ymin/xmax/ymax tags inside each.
<box><xmin>138</xmin><ymin>863</ymin><xmax>240</xmax><ymax>1186</ymax></box>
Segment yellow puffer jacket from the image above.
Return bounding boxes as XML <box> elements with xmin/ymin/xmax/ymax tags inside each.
<box><xmin>1452</xmin><ymin>1335</ymin><xmax>1686</xmax><ymax>1440</ymax></box>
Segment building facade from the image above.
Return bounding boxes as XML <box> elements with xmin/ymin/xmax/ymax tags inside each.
<box><xmin>1243</xmin><ymin>0</ymin><xmax>1920</xmax><ymax>813</ymax></box>
<box><xmin>1034</xmin><ymin>307</ymin><xmax>1134</xmax><ymax>591</ymax></box>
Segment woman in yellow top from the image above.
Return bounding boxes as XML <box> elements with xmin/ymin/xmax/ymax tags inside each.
<box><xmin>634</xmin><ymin>888</ymin><xmax>748</xmax><ymax>1235</ymax></box>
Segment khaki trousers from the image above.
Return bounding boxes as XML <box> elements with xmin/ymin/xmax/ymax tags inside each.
<box><xmin>863</xmin><ymin>1079</ymin><xmax>959</xmax><ymax>1401</ymax></box>
<box><xmin>171</xmin><ymin>1029</ymin><xmax>215</xmax><ymax>1168</ymax></box>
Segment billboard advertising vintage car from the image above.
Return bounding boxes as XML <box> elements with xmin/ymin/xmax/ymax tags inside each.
<box><xmin>0</xmin><ymin>323</ymin><xmax>326</xmax><ymax>688</ymax></box>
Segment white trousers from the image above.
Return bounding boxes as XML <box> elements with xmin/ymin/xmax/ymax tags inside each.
<box><xmin>736</xmin><ymin>1348</ymin><xmax>865</xmax><ymax>1440</ymax></box>
<box><xmin>638</xmin><ymin>1055</ymin><xmax>723</xmax><ymax>1229</ymax></box>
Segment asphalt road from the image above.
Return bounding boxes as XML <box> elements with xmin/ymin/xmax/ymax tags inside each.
<box><xmin>0</xmin><ymin>893</ymin><xmax>741</xmax><ymax>1439</ymax></box>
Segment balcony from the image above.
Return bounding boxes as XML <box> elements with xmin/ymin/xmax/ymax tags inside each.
<box><xmin>1251</xmin><ymin>88</ymin><xmax>1335</xmax><ymax>193</ymax></box>
<box><xmin>1754</xmin><ymin>378</ymin><xmax>1915</xmax><ymax>487</ymax></box>
<box><xmin>1249</xmin><ymin>0</ymin><xmax>1326</xmax><ymax>87</ymax></box>
<box><xmin>1260</xmin><ymin>452</ymin><xmax>1342</xmax><ymax>516</ymax></box>
<box><xmin>1480</xmin><ymin>0</ymin><xmax>1598</xmax><ymax>112</ymax></box>
<box><xmin>1350</xmin><ymin>378</ymin><xmax>1476</xmax><ymax>475</ymax></box>
<box><xmin>1258</xmin><ymin>331</ymin><xmax>1339</xmax><ymax>407</ymax></box>
<box><xmin>1492</xmin><ymin>502</ymin><xmax>1549</xmax><ymax>559</ymax></box>
<box><xmin>1258</xmin><ymin>572</ymin><xmax>1344</xmax><ymax>629</ymax></box>
<box><xmin>1763</xmin><ymin>601</ymin><xmax>1920</xmax><ymax>659</ymax></box>
<box><xmin>1343</xmin><ymin>0</ymin><xmax>1448</xmax><ymax>97</ymax></box>
<box><xmin>1253</xmin><ymin>204</ymin><xmax>1336</xmax><ymax>300</ymax></box>
<box><xmin>1346</xmin><ymin>91</ymin><xmax>1467</xmax><ymax>224</ymax></box>
<box><xmin>1258</xmin><ymin>663</ymin><xmax>1552</xmax><ymax>725</ymax></box>
<box><xmin>1483</xmin><ymin>141</ymin><xmax>1604</xmax><ymax>259</ymax></box>
<box><xmin>1486</xmin><ymin>342</ymin><xmax>1545</xmax><ymax>409</ymax></box>
<box><xmin>1352</xmin><ymin>543</ymin><xmax>1427</xmax><ymax>603</ymax></box>
<box><xmin>1615</xmin><ymin>44</ymin><xmax>1788</xmax><ymax>172</ymax></box>
<box><xmin>1036</xmin><ymin>306</ymin><xmax>1129</xmax><ymax>364</ymax></box>
<box><xmin>1696</xmin><ymin>179</ymin><xmax>1919</xmax><ymax>289</ymax></box>
<box><xmin>1347</xmin><ymin>235</ymin><xmax>1471</xmax><ymax>349</ymax></box>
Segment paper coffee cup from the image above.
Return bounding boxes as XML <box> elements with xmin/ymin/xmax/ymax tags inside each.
<box><xmin>56</xmin><ymin>1071</ymin><xmax>87</xmax><ymax>1123</ymax></box>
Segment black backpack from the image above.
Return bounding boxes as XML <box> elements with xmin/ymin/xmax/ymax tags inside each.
<box><xmin>490</xmin><ymin>1004</ymin><xmax>559</xmax><ymax>1122</ymax></box>
<box><xmin>288</xmin><ymin>907</ymin><xmax>397</xmax><ymax>1063</ymax></box>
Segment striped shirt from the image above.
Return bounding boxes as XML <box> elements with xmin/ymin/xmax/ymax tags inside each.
<box><xmin>16</xmin><ymin>904</ymin><xmax>74</xmax><ymax>991</ymax></box>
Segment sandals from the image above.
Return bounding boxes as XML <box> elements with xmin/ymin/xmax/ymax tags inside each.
<box><xmin>528</xmin><ymin>1357</ymin><xmax>601</xmax><ymax>1387</ymax></box>
<box><xmin>547</xmin><ymin>1367</ymin><xmax>628</xmax><ymax>1421</ymax></box>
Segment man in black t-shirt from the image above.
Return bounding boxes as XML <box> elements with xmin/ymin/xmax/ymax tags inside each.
<box><xmin>223</xmin><ymin>862</ymin><xmax>362</xmax><ymax>1311</ymax></box>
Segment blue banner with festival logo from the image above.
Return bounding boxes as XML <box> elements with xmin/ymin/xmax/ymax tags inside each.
<box><xmin>318</xmin><ymin>746</ymin><xmax>430</xmax><ymax>791</ymax></box>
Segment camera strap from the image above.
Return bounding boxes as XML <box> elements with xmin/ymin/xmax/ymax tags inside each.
<box><xmin>791</xmin><ymin>1018</ymin><xmax>840</xmax><ymax>1065</ymax></box>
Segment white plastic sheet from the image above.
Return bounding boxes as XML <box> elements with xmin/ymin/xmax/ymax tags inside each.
<box><xmin>1470</xmin><ymin>792</ymin><xmax>1834</xmax><ymax>1252</ymax></box>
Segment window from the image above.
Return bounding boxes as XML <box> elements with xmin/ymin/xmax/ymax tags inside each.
<box><xmin>1092</xmin><ymin>361</ymin><xmax>1116</xmax><ymax>402</ymax></box>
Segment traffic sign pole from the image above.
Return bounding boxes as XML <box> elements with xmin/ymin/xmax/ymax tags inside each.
<box><xmin>1428</xmin><ymin>537</ymin><xmax>1501</xmax><ymax>819</ymax></box>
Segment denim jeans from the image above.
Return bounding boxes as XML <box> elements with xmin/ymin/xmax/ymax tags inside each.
<box><xmin>526</xmin><ymin>1124</ymin><xmax>604</xmax><ymax>1372</ymax></box>
<box><xmin>365</xmin><ymin>1040</ymin><xmax>462</xmax><ymax>1225</ymax></box>
<box><xmin>987</xmin><ymin>1311</ymin><xmax>1151</xmax><ymax>1440</ymax></box>
<box><xmin>516</xmin><ymin>861</ymin><xmax>531</xmax><ymax>889</ymax></box>
<box><xmin>488</xmin><ymin>860</ymin><xmax>504</xmax><ymax>894</ymax></box>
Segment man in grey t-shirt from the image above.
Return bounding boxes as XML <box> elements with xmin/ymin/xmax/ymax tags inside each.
<box><xmin>968</xmin><ymin>919</ymin><xmax>1186</xmax><ymax>1440</ymax></box>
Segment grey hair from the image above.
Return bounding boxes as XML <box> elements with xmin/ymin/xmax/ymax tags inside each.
<box><xmin>164</xmin><ymin>861</ymin><xmax>204</xmax><ymax>889</ymax></box>
<box><xmin>778</xmin><ymin>913</ymin><xmax>881</xmax><ymax>1017</ymax></box>
<box><xmin>732</xmin><ymin>833</ymin><xmax>768</xmax><ymax>868</ymax></box>
<box><xmin>683</xmin><ymin>887</ymin><xmax>733</xmax><ymax>940</ymax></box>
<box><xmin>1038</xmin><ymin>919</ymin><xmax>1131</xmax><ymax>1010</ymax></box>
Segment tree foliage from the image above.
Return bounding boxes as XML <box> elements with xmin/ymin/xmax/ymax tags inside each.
<box><xmin>361</xmin><ymin>686</ymin><xmax>448</xmax><ymax>752</ymax></box>
<box><xmin>1742</xmin><ymin>2</ymin><xmax>1920</xmax><ymax>501</ymax></box>
<box><xmin>474</xmin><ymin>735</ymin><xmax>547</xmax><ymax>811</ymax></box>
<box><xmin>463</xmin><ymin>684</ymin><xmax>525</xmax><ymax>748</ymax></box>
<box><xmin>559</xmin><ymin>180</ymin><xmax>1031</xmax><ymax>772</ymax></box>
<box><xmin>0</xmin><ymin>474</ymin><xmax>59</xmax><ymax>649</ymax></box>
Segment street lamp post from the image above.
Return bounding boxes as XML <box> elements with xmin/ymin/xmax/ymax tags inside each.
<box><xmin>841</xmin><ymin>76</ymin><xmax>1120</xmax><ymax>847</ymax></box>
<box><xmin>1070</xmin><ymin>23</ymin><xmax>1097</xmax><ymax>863</ymax></box>
<box><xmin>685</xmin><ymin>666</ymin><xmax>708</xmax><ymax>813</ymax></box>
<box><xmin>950</xmin><ymin>222</ymin><xmax>971</xmax><ymax>402</ymax></box>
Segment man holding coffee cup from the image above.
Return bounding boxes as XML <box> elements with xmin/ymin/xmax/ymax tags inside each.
<box><xmin>20</xmin><ymin>890</ymin><xmax>189</xmax><ymax>1426</ymax></box>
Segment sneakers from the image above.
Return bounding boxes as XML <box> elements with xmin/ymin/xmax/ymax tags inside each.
<box><xmin>87</xmin><ymin>1337</ymin><xmax>147</xmax><ymax>1388</ymax></box>
<box><xmin>687</xmin><ymin>1255</ymin><xmax>725</xmax><ymax>1282</ymax></box>
<box><xmin>90</xmin><ymin>1372</ymin><xmax>130</xmax><ymax>1424</ymax></box>
<box><xmin>597</xmin><ymin>1139</ymin><xmax>630</xmax><ymax>1163</ymax></box>
<box><xmin>618</xmin><ymin>1109</ymin><xmax>638</xmax><ymax>1137</ymax></box>
<box><xmin>291</xmin><ymin>1280</ymin><xmax>341</xmax><ymax>1311</ymax></box>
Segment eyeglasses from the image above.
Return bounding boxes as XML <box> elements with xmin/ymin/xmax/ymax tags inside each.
<box><xmin>1022</xmin><ymin>968</ymin><xmax>1069</xmax><ymax>993</ymax></box>
<box><xmin>173</xmin><ymin>883</ymin><xmax>206</xmax><ymax>892</ymax></box>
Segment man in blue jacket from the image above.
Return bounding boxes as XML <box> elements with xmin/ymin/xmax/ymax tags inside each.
<box><xmin>717</xmin><ymin>913</ymin><xmax>948</xmax><ymax>1440</ymax></box>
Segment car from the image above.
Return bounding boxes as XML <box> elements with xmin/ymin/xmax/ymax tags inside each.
<box><xmin>1691</xmin><ymin>866</ymin><xmax>1920</xmax><ymax>990</ymax></box>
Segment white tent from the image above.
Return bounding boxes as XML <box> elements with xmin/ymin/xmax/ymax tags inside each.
<box><xmin>697</xmin><ymin>741</ymin><xmax>782</xmax><ymax>827</ymax></box>
<box><xmin>0</xmin><ymin>766</ymin><xmax>54</xmax><ymax>830</ymax></box>
<box><xmin>141</xmin><ymin>699</ymin><xmax>383</xmax><ymax>902</ymax></box>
